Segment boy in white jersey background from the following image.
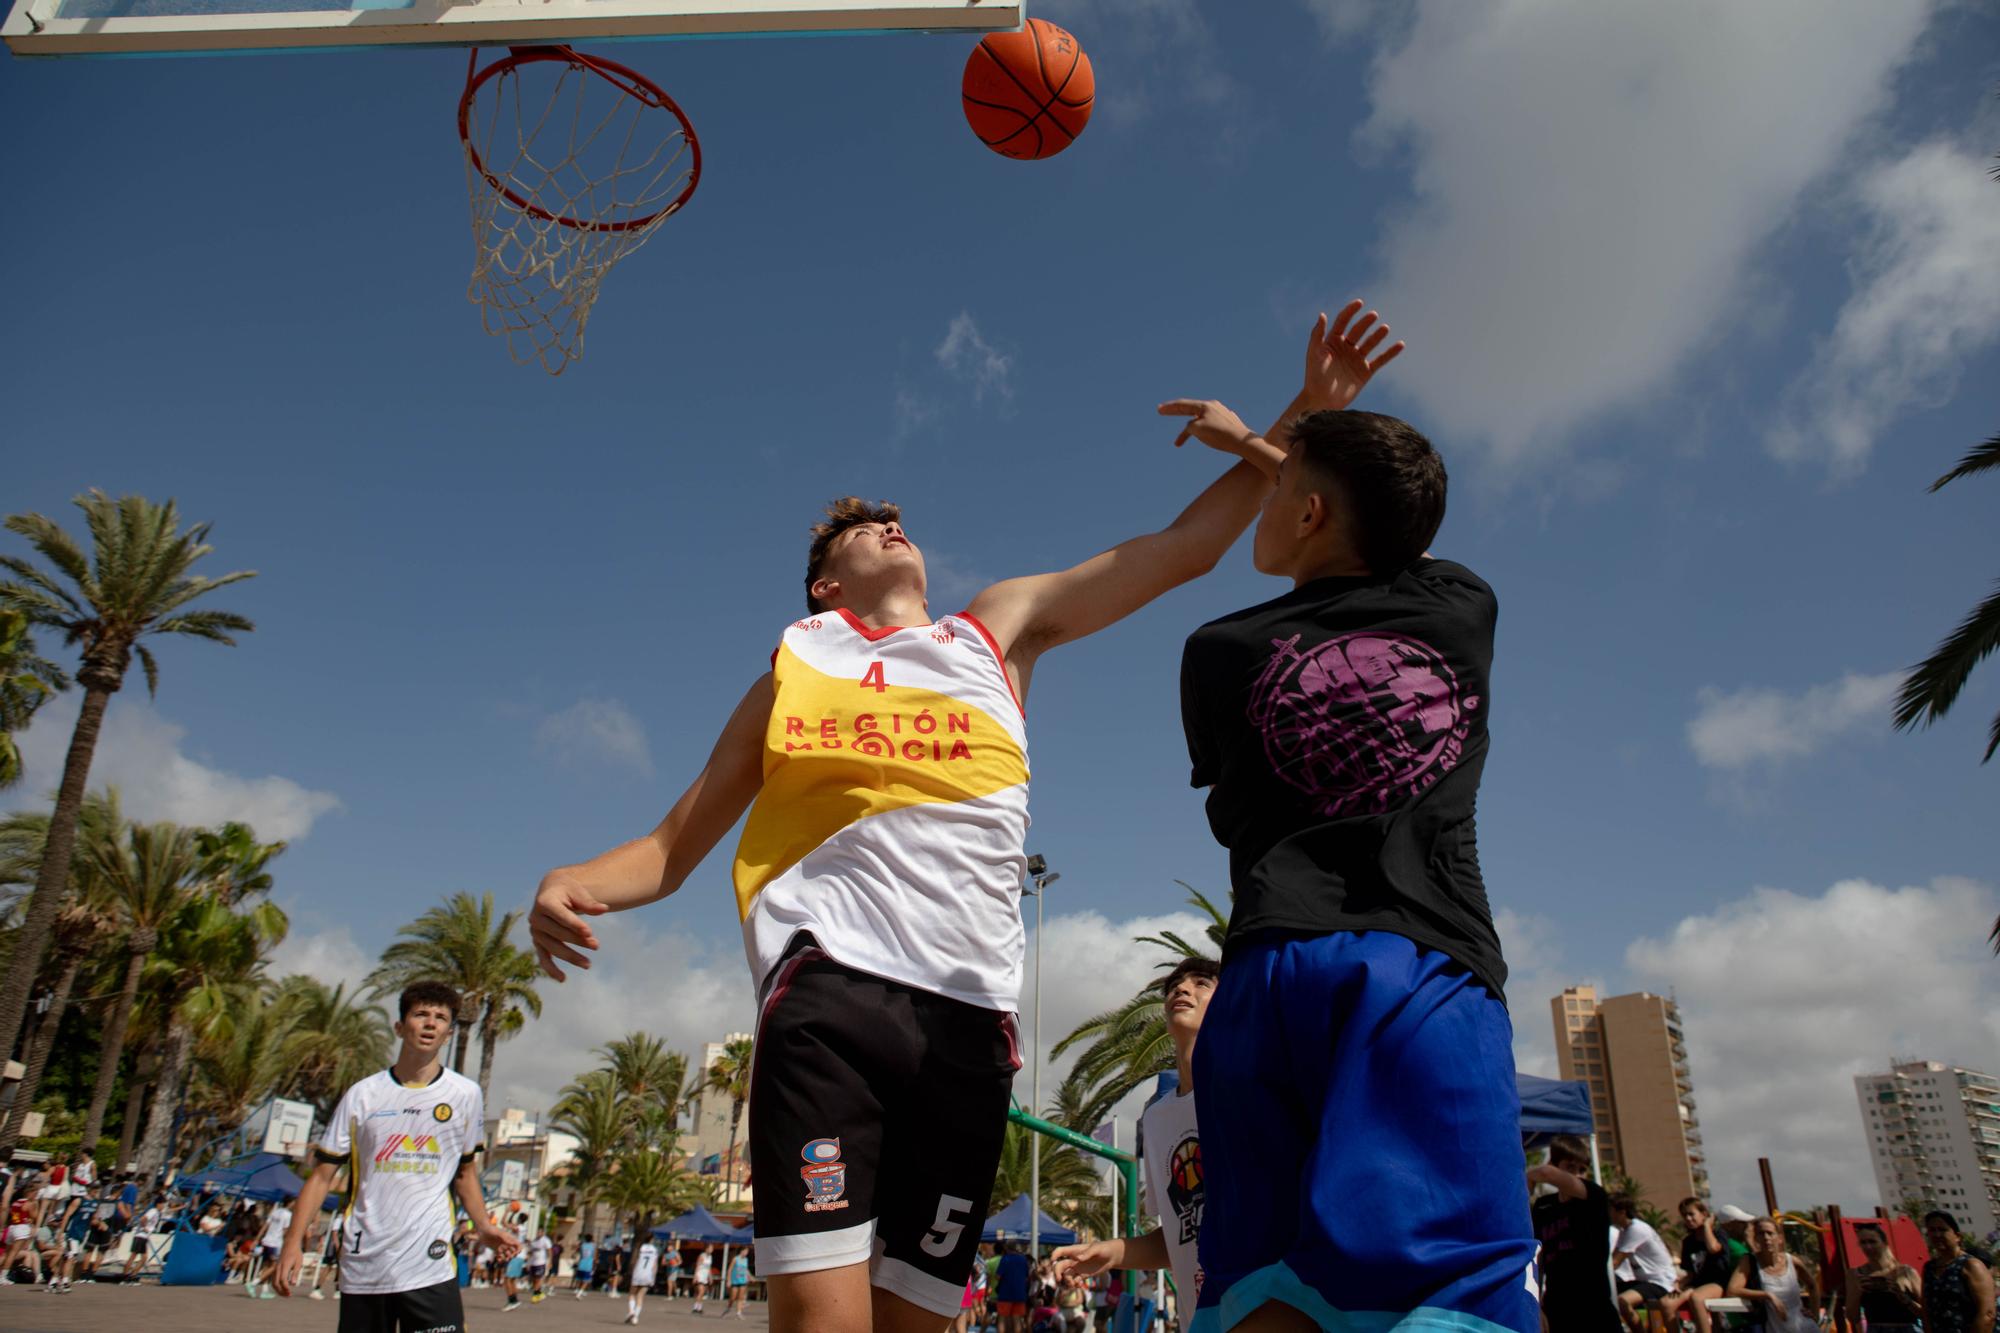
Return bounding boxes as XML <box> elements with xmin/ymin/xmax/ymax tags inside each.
<box><xmin>272</xmin><ymin>981</ymin><xmax>518</xmax><ymax>1332</ymax></box>
<box><xmin>1048</xmin><ymin>957</ymin><xmax>1216</xmax><ymax>1315</ymax></box>
<box><xmin>529</xmin><ymin>304</ymin><xmax>1403</xmax><ymax>1333</ymax></box>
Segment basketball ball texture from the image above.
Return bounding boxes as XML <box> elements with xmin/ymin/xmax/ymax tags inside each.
<box><xmin>962</xmin><ymin>19</ymin><xmax>1094</xmax><ymax>161</ymax></box>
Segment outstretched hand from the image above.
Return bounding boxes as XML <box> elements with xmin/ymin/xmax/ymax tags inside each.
<box><xmin>1304</xmin><ymin>298</ymin><xmax>1405</xmax><ymax>411</ymax></box>
<box><xmin>1157</xmin><ymin>398</ymin><xmax>1257</xmax><ymax>455</ymax></box>
<box><xmin>529</xmin><ymin>871</ymin><xmax>609</xmax><ymax>981</ymax></box>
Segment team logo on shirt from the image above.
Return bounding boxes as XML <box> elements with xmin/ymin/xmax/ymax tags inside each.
<box><xmin>432</xmin><ymin>1104</ymin><xmax>453</xmax><ymax>1123</ymax></box>
<box><xmin>428</xmin><ymin>1240</ymin><xmax>449</xmax><ymax>1260</ymax></box>
<box><xmin>1165</xmin><ymin>1134</ymin><xmax>1204</xmax><ymax>1246</ymax></box>
<box><xmin>1249</xmin><ymin>632</ymin><xmax>1477</xmax><ymax>817</ymax></box>
<box><xmin>373</xmin><ymin>1134</ymin><xmax>446</xmax><ymax>1176</ymax></box>
<box><xmin>800</xmin><ymin>1138</ymin><xmax>848</xmax><ymax>1213</ymax></box>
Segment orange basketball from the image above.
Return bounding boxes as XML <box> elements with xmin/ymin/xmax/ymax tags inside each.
<box><xmin>962</xmin><ymin>18</ymin><xmax>1094</xmax><ymax>161</ymax></box>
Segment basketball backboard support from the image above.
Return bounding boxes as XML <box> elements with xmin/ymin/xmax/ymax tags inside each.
<box><xmin>1</xmin><ymin>0</ymin><xmax>1021</xmax><ymax>57</ymax></box>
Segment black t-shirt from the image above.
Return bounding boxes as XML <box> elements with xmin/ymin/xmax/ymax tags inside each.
<box><xmin>1180</xmin><ymin>559</ymin><xmax>1506</xmax><ymax>995</ymax></box>
<box><xmin>1680</xmin><ymin>1230</ymin><xmax>1738</xmax><ymax>1291</ymax></box>
<box><xmin>1533</xmin><ymin>1180</ymin><xmax>1620</xmax><ymax>1333</ymax></box>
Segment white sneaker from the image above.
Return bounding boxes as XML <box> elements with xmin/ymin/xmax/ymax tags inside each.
<box><xmin>310</xmin><ymin>1289</ymin><xmax>325</xmax><ymax>1300</ymax></box>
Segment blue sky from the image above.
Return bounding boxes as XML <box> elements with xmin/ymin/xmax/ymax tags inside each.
<box><xmin>5</xmin><ymin>1</ymin><xmax>1999</xmax><ymax>1208</ymax></box>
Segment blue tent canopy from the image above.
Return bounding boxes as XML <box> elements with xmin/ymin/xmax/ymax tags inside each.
<box><xmin>651</xmin><ymin>1206</ymin><xmax>748</xmax><ymax>1245</ymax></box>
<box><xmin>179</xmin><ymin>1151</ymin><xmax>307</xmax><ymax>1202</ymax></box>
<box><xmin>983</xmin><ymin>1193</ymin><xmax>1076</xmax><ymax>1246</ymax></box>
<box><xmin>1516</xmin><ymin>1073</ymin><xmax>1593</xmax><ymax>1144</ymax></box>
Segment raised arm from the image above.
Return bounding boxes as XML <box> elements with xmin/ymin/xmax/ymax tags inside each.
<box><xmin>967</xmin><ymin>303</ymin><xmax>1403</xmax><ymax>693</ymax></box>
<box><xmin>528</xmin><ymin>673</ymin><xmax>772</xmax><ymax>981</ymax></box>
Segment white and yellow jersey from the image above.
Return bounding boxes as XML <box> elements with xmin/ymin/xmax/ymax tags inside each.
<box><xmin>733</xmin><ymin>608</ymin><xmax>1030</xmax><ymax>1012</ymax></box>
<box><xmin>315</xmin><ymin>1067</ymin><xmax>483</xmax><ymax>1295</ymax></box>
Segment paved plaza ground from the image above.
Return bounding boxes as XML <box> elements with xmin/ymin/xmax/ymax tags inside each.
<box><xmin>0</xmin><ymin>1280</ymin><xmax>769</xmax><ymax>1333</ymax></box>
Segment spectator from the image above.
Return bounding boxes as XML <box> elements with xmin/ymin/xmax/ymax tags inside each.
<box><xmin>1608</xmin><ymin>1194</ymin><xmax>1679</xmax><ymax>1330</ymax></box>
<box><xmin>995</xmin><ymin>1241</ymin><xmax>1032</xmax><ymax>1333</ymax></box>
<box><xmin>1660</xmin><ymin>1198</ymin><xmax>1744</xmax><ymax>1333</ymax></box>
<box><xmin>1845</xmin><ymin>1222</ymin><xmax>1921</xmax><ymax>1333</ymax></box>
<box><xmin>3</xmin><ymin>1169</ymin><xmax>48</xmax><ymax>1285</ymax></box>
<box><xmin>1528</xmin><ymin>1135</ymin><xmax>1621</xmax><ymax>1333</ymax></box>
<box><xmin>663</xmin><ymin>1241</ymin><xmax>682</xmax><ymax>1304</ymax></box>
<box><xmin>1727</xmin><ymin>1216</ymin><xmax>1820</xmax><ymax>1333</ymax></box>
<box><xmin>690</xmin><ymin>1243</ymin><xmax>713</xmax><ymax>1314</ymax></box>
<box><xmin>197</xmin><ymin>1203</ymin><xmax>226</xmax><ymax>1237</ymax></box>
<box><xmin>727</xmin><ymin>1247</ymin><xmax>751</xmax><ymax>1319</ymax></box>
<box><xmin>573</xmin><ymin>1231</ymin><xmax>596</xmax><ymax>1297</ymax></box>
<box><xmin>1921</xmin><ymin>1210</ymin><xmax>1996</xmax><ymax>1333</ymax></box>
<box><xmin>957</xmin><ymin>1254</ymin><xmax>989</xmax><ymax>1333</ymax></box>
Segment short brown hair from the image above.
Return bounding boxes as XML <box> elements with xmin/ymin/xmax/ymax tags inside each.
<box><xmin>1609</xmin><ymin>1193</ymin><xmax>1637</xmax><ymax>1216</ymax></box>
<box><xmin>1548</xmin><ymin>1134</ymin><xmax>1591</xmax><ymax>1169</ymax></box>
<box><xmin>1290</xmin><ymin>410</ymin><xmax>1446</xmax><ymax>575</ymax></box>
<box><xmin>399</xmin><ymin>980</ymin><xmax>462</xmax><ymax>1023</ymax></box>
<box><xmin>1157</xmin><ymin>956</ymin><xmax>1221</xmax><ymax>1000</ymax></box>
<box><xmin>1679</xmin><ymin>1197</ymin><xmax>1708</xmax><ymax>1216</ymax></box>
<box><xmin>805</xmin><ymin>497</ymin><xmax>902</xmax><ymax>613</ymax></box>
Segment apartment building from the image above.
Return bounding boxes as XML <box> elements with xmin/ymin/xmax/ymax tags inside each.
<box><xmin>1855</xmin><ymin>1059</ymin><xmax>2000</xmax><ymax>1239</ymax></box>
<box><xmin>1551</xmin><ymin>984</ymin><xmax>1709</xmax><ymax>1214</ymax></box>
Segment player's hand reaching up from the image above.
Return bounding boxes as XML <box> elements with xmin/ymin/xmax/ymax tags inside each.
<box><xmin>1159</xmin><ymin>398</ymin><xmax>1256</xmax><ymax>454</ymax></box>
<box><xmin>529</xmin><ymin>871</ymin><xmax>609</xmax><ymax>981</ymax></box>
<box><xmin>1303</xmin><ymin>298</ymin><xmax>1405</xmax><ymax>412</ymax></box>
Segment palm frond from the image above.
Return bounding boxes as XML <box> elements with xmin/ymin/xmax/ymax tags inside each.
<box><xmin>149</xmin><ymin>609</ymin><xmax>256</xmax><ymax>644</ymax></box>
<box><xmin>1929</xmin><ymin>433</ymin><xmax>2000</xmax><ymax>493</ymax></box>
<box><xmin>3</xmin><ymin>511</ymin><xmax>95</xmax><ymax>602</ymax></box>
<box><xmin>0</xmin><ymin>556</ymin><xmax>84</xmax><ymax>619</ymax></box>
<box><xmin>1893</xmin><ymin>579</ymin><xmax>2000</xmax><ymax>760</ymax></box>
<box><xmin>135</xmin><ymin>643</ymin><xmax>160</xmax><ymax>698</ymax></box>
<box><xmin>151</xmin><ymin>573</ymin><xmax>258</xmax><ymax>619</ymax></box>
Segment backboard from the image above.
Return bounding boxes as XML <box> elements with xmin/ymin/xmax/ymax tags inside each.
<box><xmin>1</xmin><ymin>0</ymin><xmax>1021</xmax><ymax>57</ymax></box>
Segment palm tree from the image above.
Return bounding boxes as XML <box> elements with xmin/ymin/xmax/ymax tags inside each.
<box><xmin>0</xmin><ymin>790</ymin><xmax>121</xmax><ymax>1154</ymax></box>
<box><xmin>134</xmin><ymin>890</ymin><xmax>289</xmax><ymax>1179</ymax></box>
<box><xmin>986</xmin><ymin>1119</ymin><xmax>1111</xmax><ymax>1235</ymax></box>
<box><xmin>366</xmin><ymin>891</ymin><xmax>542</xmax><ymax>1104</ymax></box>
<box><xmin>598</xmin><ymin>1032</ymin><xmax>689</xmax><ymax>1144</ymax></box>
<box><xmin>273</xmin><ymin>978</ymin><xmax>392</xmax><ymax>1116</ymax></box>
<box><xmin>602</xmin><ymin>1147</ymin><xmax>709</xmax><ymax>1235</ymax></box>
<box><xmin>0</xmin><ymin>608</ymin><xmax>67</xmax><ymax>789</ymax></box>
<box><xmin>75</xmin><ymin>820</ymin><xmax>205</xmax><ymax>1153</ymax></box>
<box><xmin>550</xmin><ymin>1069</ymin><xmax>632</xmax><ymax>1237</ymax></box>
<box><xmin>701</xmin><ymin>1036</ymin><xmax>754</xmax><ymax>1204</ymax></box>
<box><xmin>1050</xmin><ymin>885</ymin><xmax>1226</xmax><ymax>1131</ymax></box>
<box><xmin>1892</xmin><ymin>435</ymin><xmax>2000</xmax><ymax>952</ymax></box>
<box><xmin>0</xmin><ymin>491</ymin><xmax>255</xmax><ymax>1074</ymax></box>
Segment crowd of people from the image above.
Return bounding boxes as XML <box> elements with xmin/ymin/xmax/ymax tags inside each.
<box><xmin>462</xmin><ymin>1229</ymin><xmax>754</xmax><ymax>1320</ymax></box>
<box><xmin>0</xmin><ymin>1153</ymin><xmax>168</xmax><ymax>1291</ymax></box>
<box><xmin>1530</xmin><ymin>1132</ymin><xmax>1996</xmax><ymax>1333</ymax></box>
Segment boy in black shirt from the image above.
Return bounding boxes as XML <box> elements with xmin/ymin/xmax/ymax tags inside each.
<box><xmin>1529</xmin><ymin>1136</ymin><xmax>1621</xmax><ymax>1333</ymax></box>
<box><xmin>1174</xmin><ymin>396</ymin><xmax>1537</xmax><ymax>1333</ymax></box>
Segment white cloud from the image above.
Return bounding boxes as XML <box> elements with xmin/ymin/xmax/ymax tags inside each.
<box><xmin>534</xmin><ymin>697</ymin><xmax>654</xmax><ymax>777</ymax></box>
<box><xmin>1626</xmin><ymin>875</ymin><xmax>2000</xmax><ymax>1208</ymax></box>
<box><xmin>9</xmin><ymin>691</ymin><xmax>341</xmax><ymax>841</ymax></box>
<box><xmin>1353</xmin><ymin>0</ymin><xmax>1938</xmax><ymax>463</ymax></box>
<box><xmin>487</xmin><ymin>917</ymin><xmax>755</xmax><ymax>1115</ymax></box>
<box><xmin>266</xmin><ymin>919</ymin><xmax>374</xmax><ymax>993</ymax></box>
<box><xmin>935</xmin><ymin>312</ymin><xmax>1015</xmax><ymax>407</ymax></box>
<box><xmin>1040</xmin><ymin>0</ymin><xmax>1236</xmax><ymax>127</ymax></box>
<box><xmin>1494</xmin><ymin>907</ymin><xmax>1593</xmax><ymax>1079</ymax></box>
<box><xmin>1687</xmin><ymin>671</ymin><xmax>1899</xmax><ymax>769</ymax></box>
<box><xmin>1770</xmin><ymin>136</ymin><xmax>2000</xmax><ymax>474</ymax></box>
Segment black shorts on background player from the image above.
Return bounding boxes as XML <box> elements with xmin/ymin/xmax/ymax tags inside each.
<box><xmin>337</xmin><ymin>1276</ymin><xmax>464</xmax><ymax>1333</ymax></box>
<box><xmin>750</xmin><ymin>936</ymin><xmax>1019</xmax><ymax>1316</ymax></box>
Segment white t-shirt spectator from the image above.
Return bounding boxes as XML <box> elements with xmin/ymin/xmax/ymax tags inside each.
<box><xmin>1138</xmin><ymin>1087</ymin><xmax>1203</xmax><ymax>1310</ymax></box>
<box><xmin>1615</xmin><ymin>1218</ymin><xmax>1678</xmax><ymax>1290</ymax></box>
<box><xmin>138</xmin><ymin>1204</ymin><xmax>161</xmax><ymax>1235</ymax></box>
<box><xmin>261</xmin><ymin>1204</ymin><xmax>293</xmax><ymax>1250</ymax></box>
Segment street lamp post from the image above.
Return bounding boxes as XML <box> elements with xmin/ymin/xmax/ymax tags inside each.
<box><xmin>1023</xmin><ymin>854</ymin><xmax>1059</xmax><ymax>1260</ymax></box>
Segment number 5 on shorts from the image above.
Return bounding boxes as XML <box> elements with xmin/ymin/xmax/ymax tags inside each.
<box><xmin>920</xmin><ymin>1195</ymin><xmax>975</xmax><ymax>1257</ymax></box>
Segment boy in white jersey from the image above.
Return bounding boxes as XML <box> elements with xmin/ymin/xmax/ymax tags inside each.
<box><xmin>1049</xmin><ymin>958</ymin><xmax>1216</xmax><ymax>1314</ymax></box>
<box><xmin>627</xmin><ymin>1237</ymin><xmax>660</xmax><ymax>1324</ymax></box>
<box><xmin>272</xmin><ymin>981</ymin><xmax>518</xmax><ymax>1332</ymax></box>
<box><xmin>530</xmin><ymin>305</ymin><xmax>1403</xmax><ymax>1333</ymax></box>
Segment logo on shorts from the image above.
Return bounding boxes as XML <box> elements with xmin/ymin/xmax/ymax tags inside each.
<box><xmin>800</xmin><ymin>1138</ymin><xmax>848</xmax><ymax>1213</ymax></box>
<box><xmin>432</xmin><ymin>1103</ymin><xmax>453</xmax><ymax>1123</ymax></box>
<box><xmin>428</xmin><ymin>1239</ymin><xmax>449</xmax><ymax>1260</ymax></box>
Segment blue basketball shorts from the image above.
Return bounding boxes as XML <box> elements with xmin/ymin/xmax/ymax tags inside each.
<box><xmin>1189</xmin><ymin>930</ymin><xmax>1540</xmax><ymax>1333</ymax></box>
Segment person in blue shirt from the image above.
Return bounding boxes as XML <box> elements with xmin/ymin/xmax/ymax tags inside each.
<box><xmin>995</xmin><ymin>1243</ymin><xmax>1033</xmax><ymax>1333</ymax></box>
<box><xmin>574</xmin><ymin>1233</ymin><xmax>598</xmax><ymax>1298</ymax></box>
<box><xmin>727</xmin><ymin>1250</ymin><xmax>752</xmax><ymax>1319</ymax></box>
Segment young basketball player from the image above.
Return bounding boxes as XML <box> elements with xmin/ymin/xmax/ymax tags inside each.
<box><xmin>529</xmin><ymin>303</ymin><xmax>1402</xmax><ymax>1333</ymax></box>
<box><xmin>1048</xmin><ymin>957</ymin><xmax>1219</xmax><ymax>1315</ymax></box>
<box><xmin>1170</xmin><ymin>398</ymin><xmax>1536</xmax><ymax>1332</ymax></box>
<box><xmin>272</xmin><ymin>981</ymin><xmax>518</xmax><ymax>1332</ymax></box>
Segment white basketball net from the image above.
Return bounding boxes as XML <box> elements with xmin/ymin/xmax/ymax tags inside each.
<box><xmin>461</xmin><ymin>48</ymin><xmax>699</xmax><ymax>376</ymax></box>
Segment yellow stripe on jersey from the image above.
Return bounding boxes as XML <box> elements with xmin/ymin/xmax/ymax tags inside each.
<box><xmin>732</xmin><ymin>641</ymin><xmax>1029</xmax><ymax>917</ymax></box>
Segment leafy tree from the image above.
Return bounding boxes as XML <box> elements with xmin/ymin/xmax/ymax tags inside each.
<box><xmin>0</xmin><ymin>491</ymin><xmax>255</xmax><ymax>1080</ymax></box>
<box><xmin>598</xmin><ymin>1031</ymin><xmax>689</xmax><ymax>1144</ymax></box>
<box><xmin>365</xmin><ymin>891</ymin><xmax>542</xmax><ymax>1104</ymax></box>
<box><xmin>272</xmin><ymin>977</ymin><xmax>392</xmax><ymax>1117</ymax></box>
<box><xmin>602</xmin><ymin>1146</ymin><xmax>709</xmax><ymax>1234</ymax></box>
<box><xmin>0</xmin><ymin>790</ymin><xmax>122</xmax><ymax>1155</ymax></box>
<box><xmin>701</xmin><ymin>1036</ymin><xmax>755</xmax><ymax>1205</ymax></box>
<box><xmin>986</xmin><ymin>1119</ymin><xmax>1111</xmax><ymax>1238</ymax></box>
<box><xmin>550</xmin><ymin>1069</ymin><xmax>632</xmax><ymax>1237</ymax></box>
<box><xmin>0</xmin><ymin>608</ymin><xmax>66</xmax><ymax>789</ymax></box>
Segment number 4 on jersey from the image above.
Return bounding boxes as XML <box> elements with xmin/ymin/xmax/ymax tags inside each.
<box><xmin>859</xmin><ymin>663</ymin><xmax>887</xmax><ymax>694</ymax></box>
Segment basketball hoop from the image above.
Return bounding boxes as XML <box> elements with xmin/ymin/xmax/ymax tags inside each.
<box><xmin>459</xmin><ymin>46</ymin><xmax>701</xmax><ymax>375</ymax></box>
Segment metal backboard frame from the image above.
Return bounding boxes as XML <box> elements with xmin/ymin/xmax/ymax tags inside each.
<box><xmin>2</xmin><ymin>0</ymin><xmax>1021</xmax><ymax>57</ymax></box>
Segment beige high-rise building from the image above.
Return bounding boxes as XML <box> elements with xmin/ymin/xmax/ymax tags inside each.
<box><xmin>689</xmin><ymin>1032</ymin><xmax>754</xmax><ymax>1204</ymax></box>
<box><xmin>1550</xmin><ymin>985</ymin><xmax>1708</xmax><ymax>1214</ymax></box>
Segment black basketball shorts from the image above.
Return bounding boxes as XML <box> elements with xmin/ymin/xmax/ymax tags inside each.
<box><xmin>749</xmin><ymin>937</ymin><xmax>1020</xmax><ymax>1317</ymax></box>
<box><xmin>336</xmin><ymin>1276</ymin><xmax>464</xmax><ymax>1333</ymax></box>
